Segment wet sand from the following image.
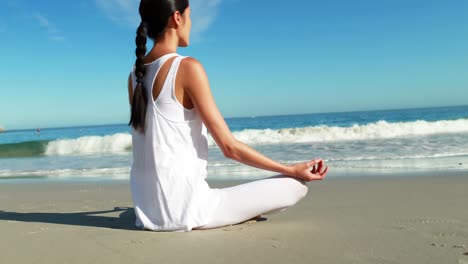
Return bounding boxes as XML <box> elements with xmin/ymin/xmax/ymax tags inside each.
<box><xmin>1</xmin><ymin>174</ymin><xmax>467</xmax><ymax>263</ymax></box>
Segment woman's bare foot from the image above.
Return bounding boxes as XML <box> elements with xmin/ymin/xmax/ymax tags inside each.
<box><xmin>243</xmin><ymin>215</ymin><xmax>267</xmax><ymax>224</ymax></box>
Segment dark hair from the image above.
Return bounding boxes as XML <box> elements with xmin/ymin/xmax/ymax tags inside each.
<box><xmin>129</xmin><ymin>0</ymin><xmax>190</xmax><ymax>133</ymax></box>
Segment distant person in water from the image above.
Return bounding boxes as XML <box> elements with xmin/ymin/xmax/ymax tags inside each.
<box><xmin>127</xmin><ymin>0</ymin><xmax>329</xmax><ymax>232</ymax></box>
<box><xmin>36</xmin><ymin>128</ymin><xmax>40</xmax><ymax>136</ymax></box>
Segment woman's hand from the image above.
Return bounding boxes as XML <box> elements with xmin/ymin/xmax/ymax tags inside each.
<box><xmin>287</xmin><ymin>159</ymin><xmax>329</xmax><ymax>182</ymax></box>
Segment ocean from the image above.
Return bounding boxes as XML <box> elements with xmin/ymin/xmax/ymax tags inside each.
<box><xmin>1</xmin><ymin>105</ymin><xmax>467</xmax><ymax>182</ymax></box>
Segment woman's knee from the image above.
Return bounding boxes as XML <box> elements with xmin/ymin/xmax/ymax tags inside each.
<box><xmin>296</xmin><ymin>179</ymin><xmax>308</xmax><ymax>201</ymax></box>
<box><xmin>283</xmin><ymin>177</ymin><xmax>308</xmax><ymax>207</ymax></box>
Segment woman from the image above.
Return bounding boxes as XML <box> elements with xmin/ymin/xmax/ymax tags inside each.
<box><xmin>128</xmin><ymin>0</ymin><xmax>329</xmax><ymax>232</ymax></box>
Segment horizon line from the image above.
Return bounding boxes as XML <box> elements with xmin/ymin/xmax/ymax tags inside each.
<box><xmin>3</xmin><ymin>103</ymin><xmax>468</xmax><ymax>132</ymax></box>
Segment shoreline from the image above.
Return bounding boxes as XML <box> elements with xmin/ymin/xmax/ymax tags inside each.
<box><xmin>1</xmin><ymin>168</ymin><xmax>468</xmax><ymax>184</ymax></box>
<box><xmin>1</xmin><ymin>174</ymin><xmax>468</xmax><ymax>263</ymax></box>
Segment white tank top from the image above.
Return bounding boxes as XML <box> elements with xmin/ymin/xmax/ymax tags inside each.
<box><xmin>129</xmin><ymin>53</ymin><xmax>222</xmax><ymax>232</ymax></box>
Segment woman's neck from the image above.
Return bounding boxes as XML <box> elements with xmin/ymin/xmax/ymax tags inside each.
<box><xmin>144</xmin><ymin>32</ymin><xmax>179</xmax><ymax>62</ymax></box>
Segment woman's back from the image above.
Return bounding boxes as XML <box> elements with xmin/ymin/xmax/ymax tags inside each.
<box><xmin>129</xmin><ymin>53</ymin><xmax>222</xmax><ymax>232</ymax></box>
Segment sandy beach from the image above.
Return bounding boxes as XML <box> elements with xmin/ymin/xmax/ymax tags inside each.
<box><xmin>1</xmin><ymin>174</ymin><xmax>467</xmax><ymax>264</ymax></box>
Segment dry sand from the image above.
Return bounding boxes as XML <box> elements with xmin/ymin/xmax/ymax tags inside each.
<box><xmin>1</xmin><ymin>175</ymin><xmax>467</xmax><ymax>263</ymax></box>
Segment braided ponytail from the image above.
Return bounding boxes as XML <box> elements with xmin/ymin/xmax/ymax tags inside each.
<box><xmin>129</xmin><ymin>0</ymin><xmax>189</xmax><ymax>133</ymax></box>
<box><xmin>129</xmin><ymin>21</ymin><xmax>149</xmax><ymax>132</ymax></box>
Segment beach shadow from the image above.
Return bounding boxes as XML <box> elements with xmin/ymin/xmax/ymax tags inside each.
<box><xmin>0</xmin><ymin>208</ymin><xmax>271</xmax><ymax>231</ymax></box>
<box><xmin>0</xmin><ymin>207</ymin><xmax>139</xmax><ymax>230</ymax></box>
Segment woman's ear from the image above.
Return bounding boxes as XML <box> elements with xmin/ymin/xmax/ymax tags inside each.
<box><xmin>171</xmin><ymin>11</ymin><xmax>182</xmax><ymax>28</ymax></box>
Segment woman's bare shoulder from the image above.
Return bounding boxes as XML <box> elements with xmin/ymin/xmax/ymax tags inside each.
<box><xmin>179</xmin><ymin>56</ymin><xmax>209</xmax><ymax>89</ymax></box>
<box><xmin>180</xmin><ymin>56</ymin><xmax>205</xmax><ymax>75</ymax></box>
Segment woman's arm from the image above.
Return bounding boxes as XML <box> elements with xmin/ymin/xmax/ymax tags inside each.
<box><xmin>180</xmin><ymin>58</ymin><xmax>328</xmax><ymax>181</ymax></box>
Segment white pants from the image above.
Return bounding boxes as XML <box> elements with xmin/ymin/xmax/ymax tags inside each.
<box><xmin>195</xmin><ymin>175</ymin><xmax>308</xmax><ymax>230</ymax></box>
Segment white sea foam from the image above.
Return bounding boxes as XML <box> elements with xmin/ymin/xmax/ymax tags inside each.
<box><xmin>0</xmin><ymin>166</ymin><xmax>274</xmax><ymax>181</ymax></box>
<box><xmin>225</xmin><ymin>118</ymin><xmax>468</xmax><ymax>145</ymax></box>
<box><xmin>1</xmin><ymin>152</ymin><xmax>467</xmax><ymax>181</ymax></box>
<box><xmin>0</xmin><ymin>167</ymin><xmax>130</xmax><ymax>179</ymax></box>
<box><xmin>41</xmin><ymin>118</ymin><xmax>468</xmax><ymax>156</ymax></box>
<box><xmin>45</xmin><ymin>133</ymin><xmax>132</xmax><ymax>156</ymax></box>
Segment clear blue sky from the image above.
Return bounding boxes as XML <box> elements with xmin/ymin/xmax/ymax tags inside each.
<box><xmin>1</xmin><ymin>0</ymin><xmax>467</xmax><ymax>129</ymax></box>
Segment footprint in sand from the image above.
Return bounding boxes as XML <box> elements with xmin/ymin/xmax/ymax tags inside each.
<box><xmin>396</xmin><ymin>218</ymin><xmax>460</xmax><ymax>225</ymax></box>
<box><xmin>27</xmin><ymin>227</ymin><xmax>49</xmax><ymax>235</ymax></box>
<box><xmin>433</xmin><ymin>231</ymin><xmax>468</xmax><ymax>239</ymax></box>
<box><xmin>431</xmin><ymin>243</ymin><xmax>442</xmax><ymax>247</ymax></box>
